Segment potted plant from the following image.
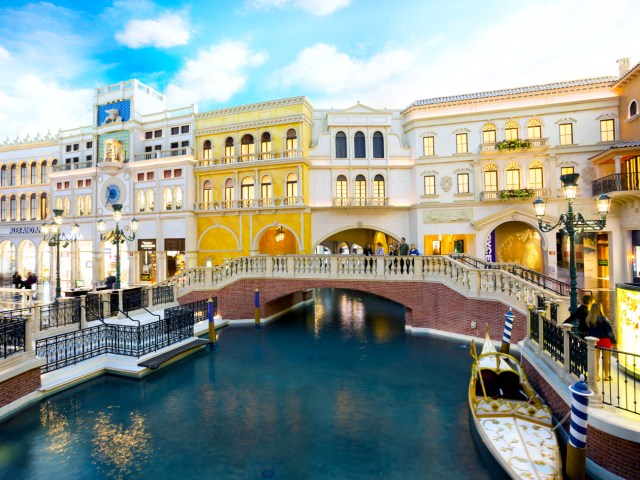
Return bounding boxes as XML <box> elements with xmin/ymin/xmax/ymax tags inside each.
<box><xmin>496</xmin><ymin>139</ymin><xmax>532</xmax><ymax>151</ymax></box>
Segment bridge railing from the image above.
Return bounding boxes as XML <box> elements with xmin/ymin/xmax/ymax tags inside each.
<box><xmin>158</xmin><ymin>254</ymin><xmax>561</xmax><ymax>315</ymax></box>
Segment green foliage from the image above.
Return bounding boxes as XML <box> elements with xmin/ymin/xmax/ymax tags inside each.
<box><xmin>499</xmin><ymin>188</ymin><xmax>536</xmax><ymax>199</ymax></box>
<box><xmin>496</xmin><ymin>139</ymin><xmax>532</xmax><ymax>151</ymax></box>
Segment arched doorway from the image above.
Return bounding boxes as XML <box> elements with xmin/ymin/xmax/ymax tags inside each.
<box><xmin>259</xmin><ymin>226</ymin><xmax>298</xmax><ymax>255</ymax></box>
<box><xmin>18</xmin><ymin>240</ymin><xmax>36</xmax><ymax>275</ymax></box>
<box><xmin>317</xmin><ymin>228</ymin><xmax>393</xmax><ymax>255</ymax></box>
<box><xmin>486</xmin><ymin>221</ymin><xmax>543</xmax><ymax>272</ymax></box>
<box><xmin>0</xmin><ymin>241</ymin><xmax>16</xmax><ymax>280</ymax></box>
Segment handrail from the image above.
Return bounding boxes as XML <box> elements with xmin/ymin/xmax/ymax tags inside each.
<box><xmin>135</xmin><ymin>304</ymin><xmax>161</xmax><ymax>323</ymax></box>
<box><xmin>100</xmin><ymin>300</ymin><xmax>140</xmax><ymax>326</ymax></box>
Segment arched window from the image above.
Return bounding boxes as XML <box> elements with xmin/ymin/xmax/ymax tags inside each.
<box><xmin>55</xmin><ymin>197</ymin><xmax>63</xmax><ymax>211</ymax></box>
<box><xmin>85</xmin><ymin>195</ymin><xmax>92</xmax><ymax>216</ymax></box>
<box><xmin>203</xmin><ymin>140</ymin><xmax>212</xmax><ymax>160</ymax></box>
<box><xmin>147</xmin><ymin>190</ymin><xmax>155</xmax><ymax>211</ymax></box>
<box><xmin>241</xmin><ymin>177</ymin><xmax>255</xmax><ymax>208</ymax></box>
<box><xmin>505</xmin><ymin>121</ymin><xmax>519</xmax><ymax>141</ymax></box>
<box><xmin>10</xmin><ymin>165</ymin><xmax>16</xmax><ymax>186</ymax></box>
<box><xmin>336</xmin><ymin>174</ymin><xmax>347</xmax><ymax>205</ymax></box>
<box><xmin>260</xmin><ymin>175</ymin><xmax>272</xmax><ymax>206</ymax></box>
<box><xmin>137</xmin><ymin>191</ymin><xmax>146</xmax><ymax>212</ymax></box>
<box><xmin>0</xmin><ymin>166</ymin><xmax>6</xmax><ymax>186</ymax></box>
<box><xmin>354</xmin><ymin>131</ymin><xmax>365</xmax><ymax>158</ymax></box>
<box><xmin>240</xmin><ymin>134</ymin><xmax>255</xmax><ymax>161</ymax></box>
<box><xmin>63</xmin><ymin>197</ymin><xmax>70</xmax><ymax>216</ymax></box>
<box><xmin>529</xmin><ymin>160</ymin><xmax>543</xmax><ymax>189</ymax></box>
<box><xmin>41</xmin><ymin>162</ymin><xmax>48</xmax><ymax>183</ymax></box>
<box><xmin>260</xmin><ymin>132</ymin><xmax>272</xmax><ymax>159</ymax></box>
<box><xmin>30</xmin><ymin>194</ymin><xmax>37</xmax><ymax>220</ymax></box>
<box><xmin>482</xmin><ymin>123</ymin><xmax>496</xmax><ymax>144</ymax></box>
<box><xmin>285</xmin><ymin>128</ymin><xmax>297</xmax><ymax>157</ymax></box>
<box><xmin>224</xmin><ymin>178</ymin><xmax>235</xmax><ymax>208</ymax></box>
<box><xmin>10</xmin><ymin>196</ymin><xmax>16</xmax><ymax>220</ymax></box>
<box><xmin>20</xmin><ymin>164</ymin><xmax>27</xmax><ymax>185</ymax></box>
<box><xmin>355</xmin><ymin>174</ymin><xmax>366</xmax><ymax>205</ymax></box>
<box><xmin>527</xmin><ymin>119</ymin><xmax>542</xmax><ymax>139</ymax></box>
<box><xmin>630</xmin><ymin>100</ymin><xmax>638</xmax><ymax>118</ymax></box>
<box><xmin>163</xmin><ymin>188</ymin><xmax>173</xmax><ymax>210</ymax></box>
<box><xmin>484</xmin><ymin>164</ymin><xmax>498</xmax><ymax>191</ymax></box>
<box><xmin>0</xmin><ymin>196</ymin><xmax>5</xmax><ymax>221</ymax></box>
<box><xmin>373</xmin><ymin>174</ymin><xmax>385</xmax><ymax>205</ymax></box>
<box><xmin>174</xmin><ymin>187</ymin><xmax>183</xmax><ymax>210</ymax></box>
<box><xmin>335</xmin><ymin>131</ymin><xmax>347</xmax><ymax>158</ymax></box>
<box><xmin>224</xmin><ymin>137</ymin><xmax>235</xmax><ymax>162</ymax></box>
<box><xmin>506</xmin><ymin>162</ymin><xmax>520</xmax><ymax>190</ymax></box>
<box><xmin>40</xmin><ymin>193</ymin><xmax>48</xmax><ymax>220</ymax></box>
<box><xmin>202</xmin><ymin>180</ymin><xmax>212</xmax><ymax>209</ymax></box>
<box><xmin>373</xmin><ymin>131</ymin><xmax>384</xmax><ymax>158</ymax></box>
<box><xmin>30</xmin><ymin>162</ymin><xmax>37</xmax><ymax>184</ymax></box>
<box><xmin>286</xmin><ymin>173</ymin><xmax>298</xmax><ymax>205</ymax></box>
<box><xmin>77</xmin><ymin>196</ymin><xmax>85</xmax><ymax>216</ymax></box>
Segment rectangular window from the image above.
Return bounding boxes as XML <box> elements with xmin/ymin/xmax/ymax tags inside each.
<box><xmin>86</xmin><ymin>141</ymin><xmax>92</xmax><ymax>149</ymax></box>
<box><xmin>174</xmin><ymin>168</ymin><xmax>182</xmax><ymax>177</ymax></box>
<box><xmin>483</xmin><ymin>129</ymin><xmax>496</xmax><ymax>144</ymax></box>
<box><xmin>424</xmin><ymin>175</ymin><xmax>436</xmax><ymax>195</ymax></box>
<box><xmin>423</xmin><ymin>136</ymin><xmax>434</xmax><ymax>156</ymax></box>
<box><xmin>181</xmin><ymin>125</ymin><xmax>189</xmax><ymax>134</ymax></box>
<box><xmin>65</xmin><ymin>145</ymin><xmax>72</xmax><ymax>152</ymax></box>
<box><xmin>506</xmin><ymin>169</ymin><xmax>520</xmax><ymax>190</ymax></box>
<box><xmin>154</xmin><ymin>129</ymin><xmax>162</xmax><ymax>138</ymax></box>
<box><xmin>561</xmin><ymin>166</ymin><xmax>575</xmax><ymax>176</ymax></box>
<box><xmin>170</xmin><ymin>142</ymin><xmax>179</xmax><ymax>149</ymax></box>
<box><xmin>154</xmin><ymin>145</ymin><xmax>162</xmax><ymax>151</ymax></box>
<box><xmin>559</xmin><ymin>123</ymin><xmax>573</xmax><ymax>145</ymax></box>
<box><xmin>86</xmin><ymin>155</ymin><xmax>92</xmax><ymax>162</ymax></box>
<box><xmin>145</xmin><ymin>131</ymin><xmax>153</xmax><ymax>140</ymax></box>
<box><xmin>86</xmin><ymin>179</ymin><xmax>92</xmax><ymax>187</ymax></box>
<box><xmin>181</xmin><ymin>140</ymin><xmax>189</xmax><ymax>147</ymax></box>
<box><xmin>171</xmin><ymin>126</ymin><xmax>179</xmax><ymax>135</ymax></box>
<box><xmin>529</xmin><ymin>168</ymin><xmax>543</xmax><ymax>189</ymax></box>
<box><xmin>56</xmin><ymin>182</ymin><xmax>62</xmax><ymax>190</ymax></box>
<box><xmin>600</xmin><ymin>119</ymin><xmax>614</xmax><ymax>142</ymax></box>
<box><xmin>64</xmin><ymin>181</ymin><xmax>70</xmax><ymax>189</ymax></box>
<box><xmin>164</xmin><ymin>170</ymin><xmax>172</xmax><ymax>179</ymax></box>
<box><xmin>77</xmin><ymin>180</ymin><xmax>84</xmax><ymax>188</ymax></box>
<box><xmin>456</xmin><ymin>133</ymin><xmax>468</xmax><ymax>154</ymax></box>
<box><xmin>457</xmin><ymin>173</ymin><xmax>470</xmax><ymax>193</ymax></box>
<box><xmin>146</xmin><ymin>172</ymin><xmax>154</xmax><ymax>181</ymax></box>
<box><xmin>145</xmin><ymin>146</ymin><xmax>152</xmax><ymax>153</ymax></box>
<box><xmin>137</xmin><ymin>173</ymin><xmax>145</xmax><ymax>182</ymax></box>
<box><xmin>484</xmin><ymin>170</ymin><xmax>498</xmax><ymax>191</ymax></box>
<box><xmin>73</xmin><ymin>143</ymin><xmax>79</xmax><ymax>151</ymax></box>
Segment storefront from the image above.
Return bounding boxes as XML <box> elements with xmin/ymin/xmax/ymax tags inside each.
<box><xmin>138</xmin><ymin>239</ymin><xmax>156</xmax><ymax>283</ymax></box>
<box><xmin>165</xmin><ymin>238</ymin><xmax>185</xmax><ymax>278</ymax></box>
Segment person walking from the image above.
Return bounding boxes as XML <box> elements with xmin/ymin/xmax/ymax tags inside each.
<box><xmin>586</xmin><ymin>302</ymin><xmax>617</xmax><ymax>381</ymax></box>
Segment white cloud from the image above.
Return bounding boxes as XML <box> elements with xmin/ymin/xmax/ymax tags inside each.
<box><xmin>246</xmin><ymin>0</ymin><xmax>350</xmax><ymax>15</ymax></box>
<box><xmin>165</xmin><ymin>41</ymin><xmax>267</xmax><ymax>107</ymax></box>
<box><xmin>0</xmin><ymin>45</ymin><xmax>10</xmax><ymax>60</ymax></box>
<box><xmin>115</xmin><ymin>13</ymin><xmax>191</xmax><ymax>48</ymax></box>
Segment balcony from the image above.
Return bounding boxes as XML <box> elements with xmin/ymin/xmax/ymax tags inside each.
<box><xmin>480</xmin><ymin>188</ymin><xmax>548</xmax><ymax>201</ymax></box>
<box><xmin>134</xmin><ymin>147</ymin><xmax>195</xmax><ymax>162</ymax></box>
<box><xmin>481</xmin><ymin>138</ymin><xmax>548</xmax><ymax>152</ymax></box>
<box><xmin>592</xmin><ymin>173</ymin><xmax>640</xmax><ymax>196</ymax></box>
<box><xmin>53</xmin><ymin>161</ymin><xmax>93</xmax><ymax>173</ymax></box>
<box><xmin>197</xmin><ymin>196</ymin><xmax>304</xmax><ymax>211</ymax></box>
<box><xmin>333</xmin><ymin>197</ymin><xmax>390</xmax><ymax>207</ymax></box>
<box><xmin>196</xmin><ymin>149</ymin><xmax>304</xmax><ymax>168</ymax></box>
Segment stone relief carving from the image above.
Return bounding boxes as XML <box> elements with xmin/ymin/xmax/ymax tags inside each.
<box><xmin>440</xmin><ymin>176</ymin><xmax>453</xmax><ymax>192</ymax></box>
<box><xmin>423</xmin><ymin>209</ymin><xmax>472</xmax><ymax>223</ymax></box>
<box><xmin>104</xmin><ymin>109</ymin><xmax>122</xmax><ymax>124</ymax></box>
<box><xmin>580</xmin><ymin>166</ymin><xmax>595</xmax><ymax>185</ymax></box>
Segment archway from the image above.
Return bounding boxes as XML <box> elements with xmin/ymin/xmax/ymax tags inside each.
<box><xmin>18</xmin><ymin>240</ymin><xmax>36</xmax><ymax>275</ymax></box>
<box><xmin>259</xmin><ymin>226</ymin><xmax>298</xmax><ymax>255</ymax></box>
<box><xmin>486</xmin><ymin>221</ymin><xmax>543</xmax><ymax>272</ymax></box>
<box><xmin>0</xmin><ymin>241</ymin><xmax>16</xmax><ymax>280</ymax></box>
<box><xmin>317</xmin><ymin>228</ymin><xmax>394</xmax><ymax>255</ymax></box>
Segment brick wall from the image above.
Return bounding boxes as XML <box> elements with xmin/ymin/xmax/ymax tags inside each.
<box><xmin>0</xmin><ymin>368</ymin><xmax>41</xmax><ymax>408</ymax></box>
<box><xmin>179</xmin><ymin>279</ymin><xmax>527</xmax><ymax>342</ymax></box>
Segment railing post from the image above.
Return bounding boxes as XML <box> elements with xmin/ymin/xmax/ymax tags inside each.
<box><xmin>545</xmin><ymin>298</ymin><xmax>553</xmax><ymax>323</ymax></box>
<box><xmin>80</xmin><ymin>296</ymin><xmax>88</xmax><ymax>329</ymax></box>
<box><xmin>526</xmin><ymin>304</ymin><xmax>533</xmax><ymax>341</ymax></box>
<box><xmin>32</xmin><ymin>304</ymin><xmax>41</xmax><ymax>340</ymax></box>
<box><xmin>585</xmin><ymin>336</ymin><xmax>599</xmax><ymax>394</ymax></box>
<box><xmin>25</xmin><ymin>315</ymin><xmax>34</xmax><ymax>353</ymax></box>
<box><xmin>118</xmin><ymin>289</ymin><xmax>124</xmax><ymax>318</ymax></box>
<box><xmin>286</xmin><ymin>256</ymin><xmax>294</xmax><ymax>276</ymax></box>
<box><xmin>538</xmin><ymin>308</ymin><xmax>545</xmax><ymax>353</ymax></box>
<box><xmin>561</xmin><ymin>323</ymin><xmax>572</xmax><ymax>373</ymax></box>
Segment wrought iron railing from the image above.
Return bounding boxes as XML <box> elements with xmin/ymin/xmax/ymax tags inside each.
<box><xmin>542</xmin><ymin>316</ymin><xmax>564</xmax><ymax>364</ymax></box>
<box><xmin>152</xmin><ymin>285</ymin><xmax>174</xmax><ymax>305</ymax></box>
<box><xmin>40</xmin><ymin>300</ymin><xmax>81</xmax><ymax>330</ymax></box>
<box><xmin>122</xmin><ymin>287</ymin><xmax>149</xmax><ymax>314</ymax></box>
<box><xmin>0</xmin><ymin>317</ymin><xmax>26</xmax><ymax>358</ymax></box>
<box><xmin>592</xmin><ymin>172</ymin><xmax>640</xmax><ymax>196</ymax></box>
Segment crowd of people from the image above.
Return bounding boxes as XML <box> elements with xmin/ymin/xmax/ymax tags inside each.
<box><xmin>11</xmin><ymin>271</ymin><xmax>38</xmax><ymax>290</ymax></box>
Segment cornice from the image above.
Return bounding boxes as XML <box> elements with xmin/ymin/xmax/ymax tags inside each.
<box><xmin>0</xmin><ymin>140</ymin><xmax>58</xmax><ymax>153</ymax></box>
<box><xmin>196</xmin><ymin>96</ymin><xmax>313</xmax><ymax>120</ymax></box>
<box><xmin>195</xmin><ymin>115</ymin><xmax>314</xmax><ymax>136</ymax></box>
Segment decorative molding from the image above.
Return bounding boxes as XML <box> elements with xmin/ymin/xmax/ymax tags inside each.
<box><xmin>195</xmin><ymin>115</ymin><xmax>314</xmax><ymax>136</ymax></box>
<box><xmin>596</xmin><ymin>112</ymin><xmax>618</xmax><ymax>120</ymax></box>
<box><xmin>453</xmin><ymin>167</ymin><xmax>472</xmax><ymax>174</ymax></box>
<box><xmin>423</xmin><ymin>208</ymin><xmax>472</xmax><ymax>223</ymax></box>
<box><xmin>440</xmin><ymin>176</ymin><xmax>453</xmax><ymax>192</ymax></box>
<box><xmin>196</xmin><ymin>96</ymin><xmax>312</xmax><ymax>119</ymax></box>
<box><xmin>452</xmin><ymin>128</ymin><xmax>471</xmax><ymax>134</ymax></box>
<box><xmin>421</xmin><ymin>170</ymin><xmax>438</xmax><ymax>176</ymax></box>
<box><xmin>555</xmin><ymin>117</ymin><xmax>578</xmax><ymax>124</ymax></box>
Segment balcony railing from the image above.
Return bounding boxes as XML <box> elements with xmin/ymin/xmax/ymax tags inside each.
<box><xmin>481</xmin><ymin>138</ymin><xmax>548</xmax><ymax>152</ymax></box>
<box><xmin>196</xmin><ymin>148</ymin><xmax>304</xmax><ymax>167</ymax></box>
<box><xmin>198</xmin><ymin>196</ymin><xmax>304</xmax><ymax>211</ymax></box>
<box><xmin>333</xmin><ymin>197</ymin><xmax>390</xmax><ymax>206</ymax></box>
<box><xmin>53</xmin><ymin>161</ymin><xmax>94</xmax><ymax>172</ymax></box>
<box><xmin>134</xmin><ymin>147</ymin><xmax>194</xmax><ymax>162</ymax></box>
<box><xmin>592</xmin><ymin>172</ymin><xmax>640</xmax><ymax>196</ymax></box>
<box><xmin>480</xmin><ymin>188</ymin><xmax>548</xmax><ymax>201</ymax></box>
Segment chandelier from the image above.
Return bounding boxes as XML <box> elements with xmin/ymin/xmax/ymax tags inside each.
<box><xmin>275</xmin><ymin>226</ymin><xmax>285</xmax><ymax>242</ymax></box>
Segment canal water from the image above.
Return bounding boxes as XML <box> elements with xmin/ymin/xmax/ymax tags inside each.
<box><xmin>0</xmin><ymin>289</ymin><xmax>495</xmax><ymax>480</ymax></box>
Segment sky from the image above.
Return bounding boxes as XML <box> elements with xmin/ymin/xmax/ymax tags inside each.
<box><xmin>0</xmin><ymin>0</ymin><xmax>638</xmax><ymax>140</ymax></box>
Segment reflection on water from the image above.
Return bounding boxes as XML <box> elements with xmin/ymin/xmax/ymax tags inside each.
<box><xmin>92</xmin><ymin>411</ymin><xmax>152</xmax><ymax>480</ymax></box>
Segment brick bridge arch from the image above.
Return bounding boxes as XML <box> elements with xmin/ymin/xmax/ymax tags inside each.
<box><xmin>179</xmin><ymin>277</ymin><xmax>527</xmax><ymax>342</ymax></box>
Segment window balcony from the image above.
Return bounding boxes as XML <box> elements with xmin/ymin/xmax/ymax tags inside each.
<box><xmin>52</xmin><ymin>161</ymin><xmax>93</xmax><ymax>173</ymax></box>
<box><xmin>333</xmin><ymin>197</ymin><xmax>390</xmax><ymax>206</ymax></box>
<box><xmin>197</xmin><ymin>196</ymin><xmax>305</xmax><ymax>211</ymax></box>
<box><xmin>134</xmin><ymin>147</ymin><xmax>194</xmax><ymax>162</ymax></box>
<box><xmin>195</xmin><ymin>148</ymin><xmax>304</xmax><ymax>168</ymax></box>
<box><xmin>480</xmin><ymin>188</ymin><xmax>548</xmax><ymax>201</ymax></box>
<box><xmin>481</xmin><ymin>138</ymin><xmax>548</xmax><ymax>152</ymax></box>
<box><xmin>592</xmin><ymin>172</ymin><xmax>640</xmax><ymax>196</ymax></box>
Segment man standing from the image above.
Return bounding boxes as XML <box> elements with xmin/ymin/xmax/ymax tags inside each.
<box><xmin>398</xmin><ymin>237</ymin><xmax>410</xmax><ymax>273</ymax></box>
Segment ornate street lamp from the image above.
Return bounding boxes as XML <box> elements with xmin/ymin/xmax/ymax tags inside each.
<box><xmin>97</xmin><ymin>204</ymin><xmax>139</xmax><ymax>290</ymax></box>
<box><xmin>42</xmin><ymin>209</ymin><xmax>80</xmax><ymax>300</ymax></box>
<box><xmin>533</xmin><ymin>173</ymin><xmax>611</xmax><ymax>312</ymax></box>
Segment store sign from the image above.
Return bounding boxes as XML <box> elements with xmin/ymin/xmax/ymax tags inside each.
<box><xmin>9</xmin><ymin>226</ymin><xmax>42</xmax><ymax>235</ymax></box>
<box><xmin>139</xmin><ymin>240</ymin><xmax>156</xmax><ymax>251</ymax></box>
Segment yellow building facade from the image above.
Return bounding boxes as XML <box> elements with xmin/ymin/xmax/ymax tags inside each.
<box><xmin>194</xmin><ymin>97</ymin><xmax>314</xmax><ymax>265</ymax></box>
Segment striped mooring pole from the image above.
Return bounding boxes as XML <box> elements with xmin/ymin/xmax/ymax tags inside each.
<box><xmin>207</xmin><ymin>297</ymin><xmax>217</xmax><ymax>350</ymax></box>
<box><xmin>566</xmin><ymin>375</ymin><xmax>594</xmax><ymax>480</ymax></box>
<box><xmin>500</xmin><ymin>307</ymin><xmax>515</xmax><ymax>354</ymax></box>
<box><xmin>254</xmin><ymin>288</ymin><xmax>261</xmax><ymax>329</ymax></box>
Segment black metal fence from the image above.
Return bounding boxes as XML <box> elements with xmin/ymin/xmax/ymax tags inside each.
<box><xmin>122</xmin><ymin>287</ymin><xmax>149</xmax><ymax>314</ymax></box>
<box><xmin>152</xmin><ymin>285</ymin><xmax>174</xmax><ymax>306</ymax></box>
<box><xmin>0</xmin><ymin>317</ymin><xmax>26</xmax><ymax>358</ymax></box>
<box><xmin>40</xmin><ymin>300</ymin><xmax>81</xmax><ymax>330</ymax></box>
<box><xmin>35</xmin><ymin>309</ymin><xmax>196</xmax><ymax>373</ymax></box>
<box><xmin>164</xmin><ymin>299</ymin><xmax>211</xmax><ymax>323</ymax></box>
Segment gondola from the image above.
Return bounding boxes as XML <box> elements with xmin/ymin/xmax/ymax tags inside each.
<box><xmin>469</xmin><ymin>328</ymin><xmax>562</xmax><ymax>479</ymax></box>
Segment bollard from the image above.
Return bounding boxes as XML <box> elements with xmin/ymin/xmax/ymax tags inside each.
<box><xmin>254</xmin><ymin>288</ymin><xmax>260</xmax><ymax>329</ymax></box>
<box><xmin>207</xmin><ymin>297</ymin><xmax>217</xmax><ymax>349</ymax></box>
<box><xmin>500</xmin><ymin>307</ymin><xmax>515</xmax><ymax>354</ymax></box>
<box><xmin>566</xmin><ymin>375</ymin><xmax>594</xmax><ymax>480</ymax></box>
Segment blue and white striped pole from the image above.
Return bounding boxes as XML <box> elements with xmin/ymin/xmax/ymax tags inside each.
<box><xmin>567</xmin><ymin>375</ymin><xmax>594</xmax><ymax>480</ymax></box>
<box><xmin>500</xmin><ymin>307</ymin><xmax>515</xmax><ymax>354</ymax></box>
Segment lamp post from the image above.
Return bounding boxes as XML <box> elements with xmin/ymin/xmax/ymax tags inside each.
<box><xmin>97</xmin><ymin>204</ymin><xmax>139</xmax><ymax>290</ymax></box>
<box><xmin>533</xmin><ymin>173</ymin><xmax>611</xmax><ymax>312</ymax></box>
<box><xmin>42</xmin><ymin>209</ymin><xmax>80</xmax><ymax>300</ymax></box>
